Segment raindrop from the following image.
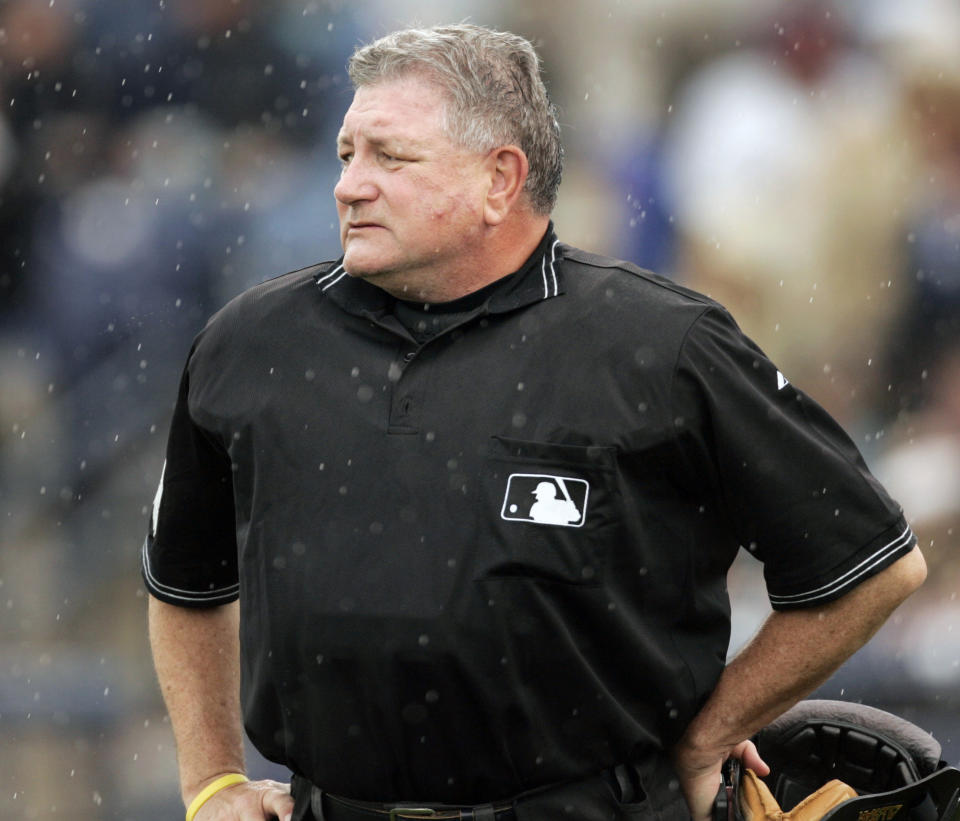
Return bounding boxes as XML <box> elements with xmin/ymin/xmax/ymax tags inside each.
<box><xmin>402</xmin><ymin>703</ymin><xmax>428</xmax><ymax>724</ymax></box>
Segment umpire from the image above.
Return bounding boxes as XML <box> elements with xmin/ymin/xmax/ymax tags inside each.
<box><xmin>143</xmin><ymin>24</ymin><xmax>927</xmax><ymax>821</ymax></box>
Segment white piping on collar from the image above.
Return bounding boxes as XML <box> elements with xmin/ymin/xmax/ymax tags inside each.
<box><xmin>540</xmin><ymin>239</ymin><xmax>560</xmax><ymax>299</ymax></box>
<box><xmin>320</xmin><ymin>243</ymin><xmax>560</xmax><ymax>300</ymax></box>
<box><xmin>317</xmin><ymin>263</ymin><xmax>347</xmax><ymax>292</ymax></box>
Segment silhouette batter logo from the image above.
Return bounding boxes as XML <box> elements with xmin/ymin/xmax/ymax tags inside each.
<box><xmin>500</xmin><ymin>473</ymin><xmax>589</xmax><ymax>527</ymax></box>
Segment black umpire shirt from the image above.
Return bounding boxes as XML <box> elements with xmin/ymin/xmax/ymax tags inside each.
<box><xmin>143</xmin><ymin>225</ymin><xmax>914</xmax><ymax>804</ymax></box>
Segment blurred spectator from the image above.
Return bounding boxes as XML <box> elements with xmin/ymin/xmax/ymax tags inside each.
<box><xmin>0</xmin><ymin>0</ymin><xmax>84</xmax><ymax>322</ymax></box>
<box><xmin>661</xmin><ymin>2</ymin><xmax>909</xmax><ymax>426</ymax></box>
<box><xmin>78</xmin><ymin>0</ymin><xmax>346</xmax><ymax>141</ymax></box>
<box><xmin>866</xmin><ymin>0</ymin><xmax>960</xmax><ymax>421</ymax></box>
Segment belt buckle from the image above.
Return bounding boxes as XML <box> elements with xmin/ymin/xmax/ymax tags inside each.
<box><xmin>388</xmin><ymin>808</ymin><xmax>439</xmax><ymax>820</ymax></box>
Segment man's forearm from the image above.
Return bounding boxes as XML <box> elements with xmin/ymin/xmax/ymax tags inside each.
<box><xmin>674</xmin><ymin>546</ymin><xmax>927</xmax><ymax>819</ymax></box>
<box><xmin>683</xmin><ymin>546</ymin><xmax>927</xmax><ymax>751</ymax></box>
<box><xmin>148</xmin><ymin>597</ymin><xmax>246</xmax><ymax>804</ymax></box>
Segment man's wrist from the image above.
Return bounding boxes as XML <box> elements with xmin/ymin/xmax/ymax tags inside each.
<box><xmin>673</xmin><ymin>720</ymin><xmax>740</xmax><ymax>775</ymax></box>
<box><xmin>185</xmin><ymin>772</ymin><xmax>249</xmax><ymax>821</ymax></box>
<box><xmin>182</xmin><ymin>758</ymin><xmax>248</xmax><ymax>801</ymax></box>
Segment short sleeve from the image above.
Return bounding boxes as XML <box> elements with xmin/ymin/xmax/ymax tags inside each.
<box><xmin>674</xmin><ymin>307</ymin><xmax>915</xmax><ymax>610</ymax></box>
<box><xmin>141</xmin><ymin>355</ymin><xmax>239</xmax><ymax>607</ymax></box>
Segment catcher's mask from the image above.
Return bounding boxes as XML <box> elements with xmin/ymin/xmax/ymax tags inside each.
<box><xmin>715</xmin><ymin>700</ymin><xmax>960</xmax><ymax>821</ymax></box>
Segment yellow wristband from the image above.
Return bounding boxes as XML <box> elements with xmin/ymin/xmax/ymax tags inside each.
<box><xmin>186</xmin><ymin>773</ymin><xmax>249</xmax><ymax>821</ymax></box>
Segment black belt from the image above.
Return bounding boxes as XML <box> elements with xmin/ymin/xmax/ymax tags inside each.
<box><xmin>291</xmin><ymin>758</ymin><xmax>690</xmax><ymax>820</ymax></box>
<box><xmin>323</xmin><ymin>794</ymin><xmax>514</xmax><ymax>820</ymax></box>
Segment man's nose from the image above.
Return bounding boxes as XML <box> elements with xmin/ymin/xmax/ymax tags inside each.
<box><xmin>334</xmin><ymin>157</ymin><xmax>377</xmax><ymax>205</ymax></box>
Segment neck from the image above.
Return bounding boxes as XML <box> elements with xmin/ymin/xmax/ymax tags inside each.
<box><xmin>373</xmin><ymin>213</ymin><xmax>551</xmax><ymax>304</ymax></box>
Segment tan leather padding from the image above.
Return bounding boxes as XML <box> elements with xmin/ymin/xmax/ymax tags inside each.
<box><xmin>739</xmin><ymin>768</ymin><xmax>858</xmax><ymax>821</ymax></box>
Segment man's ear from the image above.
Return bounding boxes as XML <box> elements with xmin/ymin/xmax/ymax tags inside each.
<box><xmin>483</xmin><ymin>146</ymin><xmax>529</xmax><ymax>225</ymax></box>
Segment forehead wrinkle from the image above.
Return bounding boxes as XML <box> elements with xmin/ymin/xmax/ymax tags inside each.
<box><xmin>337</xmin><ymin>117</ymin><xmax>438</xmax><ymax>154</ymax></box>
<box><xmin>340</xmin><ymin>81</ymin><xmax>447</xmax><ymax>147</ymax></box>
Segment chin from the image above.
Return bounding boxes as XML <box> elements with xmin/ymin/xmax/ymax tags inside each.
<box><xmin>342</xmin><ymin>249</ymin><xmax>388</xmax><ymax>278</ymax></box>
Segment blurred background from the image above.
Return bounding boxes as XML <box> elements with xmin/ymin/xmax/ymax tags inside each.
<box><xmin>1</xmin><ymin>0</ymin><xmax>958</xmax><ymax>816</ymax></box>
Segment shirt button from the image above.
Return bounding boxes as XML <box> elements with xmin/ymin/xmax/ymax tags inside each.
<box><xmin>403</xmin><ymin>351</ymin><xmax>417</xmax><ymax>362</ymax></box>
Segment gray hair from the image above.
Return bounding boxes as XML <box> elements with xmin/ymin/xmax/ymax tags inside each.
<box><xmin>347</xmin><ymin>24</ymin><xmax>563</xmax><ymax>215</ymax></box>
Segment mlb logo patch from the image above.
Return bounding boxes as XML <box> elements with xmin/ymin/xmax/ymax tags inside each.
<box><xmin>500</xmin><ymin>473</ymin><xmax>589</xmax><ymax>528</ymax></box>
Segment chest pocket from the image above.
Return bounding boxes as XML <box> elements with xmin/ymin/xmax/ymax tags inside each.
<box><xmin>473</xmin><ymin>436</ymin><xmax>623</xmax><ymax>585</ymax></box>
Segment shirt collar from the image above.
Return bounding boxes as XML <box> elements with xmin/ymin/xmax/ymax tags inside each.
<box><xmin>316</xmin><ymin>223</ymin><xmax>564</xmax><ymax>320</ymax></box>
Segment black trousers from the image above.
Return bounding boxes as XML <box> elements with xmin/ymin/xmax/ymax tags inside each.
<box><xmin>289</xmin><ymin>759</ymin><xmax>691</xmax><ymax>821</ymax></box>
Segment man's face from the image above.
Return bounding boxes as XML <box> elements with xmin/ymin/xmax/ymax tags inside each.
<box><xmin>334</xmin><ymin>76</ymin><xmax>490</xmax><ymax>297</ymax></box>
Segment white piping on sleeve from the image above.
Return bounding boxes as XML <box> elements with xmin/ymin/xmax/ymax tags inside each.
<box><xmin>768</xmin><ymin>524</ymin><xmax>915</xmax><ymax>607</ymax></box>
<box><xmin>141</xmin><ymin>539</ymin><xmax>240</xmax><ymax>603</ymax></box>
